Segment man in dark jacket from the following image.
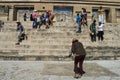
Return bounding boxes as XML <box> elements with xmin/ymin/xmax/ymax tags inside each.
<box><xmin>16</xmin><ymin>31</ymin><xmax>27</xmax><ymax>45</ymax></box>
<box><xmin>16</xmin><ymin>21</ymin><xmax>24</xmax><ymax>33</ymax></box>
<box><xmin>71</xmin><ymin>38</ymin><xmax>86</xmax><ymax>78</ymax></box>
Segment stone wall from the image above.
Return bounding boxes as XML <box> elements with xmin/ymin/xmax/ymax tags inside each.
<box><xmin>0</xmin><ymin>0</ymin><xmax>120</xmax><ymax>23</ymax></box>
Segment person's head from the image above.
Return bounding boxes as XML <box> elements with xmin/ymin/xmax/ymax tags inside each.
<box><xmin>42</xmin><ymin>13</ymin><xmax>44</xmax><ymax>16</ymax></box>
<box><xmin>100</xmin><ymin>6</ymin><xmax>102</xmax><ymax>10</ymax></box>
<box><xmin>77</xmin><ymin>13</ymin><xmax>79</xmax><ymax>16</ymax></box>
<box><xmin>93</xmin><ymin>20</ymin><xmax>96</xmax><ymax>23</ymax></box>
<box><xmin>16</xmin><ymin>21</ymin><xmax>21</xmax><ymax>25</ymax></box>
<box><xmin>72</xmin><ymin>38</ymin><xmax>78</xmax><ymax>43</ymax></box>
<box><xmin>34</xmin><ymin>10</ymin><xmax>37</xmax><ymax>12</ymax></box>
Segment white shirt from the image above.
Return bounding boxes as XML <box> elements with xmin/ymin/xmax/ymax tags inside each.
<box><xmin>98</xmin><ymin>24</ymin><xmax>104</xmax><ymax>31</ymax></box>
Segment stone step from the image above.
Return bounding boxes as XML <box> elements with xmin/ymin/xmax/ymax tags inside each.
<box><xmin>0</xmin><ymin>40</ymin><xmax>119</xmax><ymax>48</ymax></box>
<box><xmin>0</xmin><ymin>54</ymin><xmax>119</xmax><ymax>61</ymax></box>
<box><xmin>0</xmin><ymin>46</ymin><xmax>119</xmax><ymax>55</ymax></box>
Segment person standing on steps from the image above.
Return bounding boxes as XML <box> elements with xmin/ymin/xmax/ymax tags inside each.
<box><xmin>97</xmin><ymin>22</ymin><xmax>104</xmax><ymax>41</ymax></box>
<box><xmin>90</xmin><ymin>20</ymin><xmax>97</xmax><ymax>42</ymax></box>
<box><xmin>71</xmin><ymin>38</ymin><xmax>86</xmax><ymax>79</ymax></box>
<box><xmin>49</xmin><ymin>10</ymin><xmax>54</xmax><ymax>26</ymax></box>
<box><xmin>32</xmin><ymin>10</ymin><xmax>38</xmax><ymax>29</ymax></box>
<box><xmin>76</xmin><ymin>13</ymin><xmax>81</xmax><ymax>33</ymax></box>
<box><xmin>81</xmin><ymin>8</ymin><xmax>88</xmax><ymax>27</ymax></box>
<box><xmin>45</xmin><ymin>11</ymin><xmax>50</xmax><ymax>29</ymax></box>
<box><xmin>98</xmin><ymin>6</ymin><xmax>105</xmax><ymax>24</ymax></box>
<box><xmin>38</xmin><ymin>13</ymin><xmax>45</xmax><ymax>29</ymax></box>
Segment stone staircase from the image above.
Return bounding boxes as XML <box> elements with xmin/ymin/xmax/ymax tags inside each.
<box><xmin>0</xmin><ymin>21</ymin><xmax>120</xmax><ymax>60</ymax></box>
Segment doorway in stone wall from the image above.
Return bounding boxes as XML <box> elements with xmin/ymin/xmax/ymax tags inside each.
<box><xmin>53</xmin><ymin>6</ymin><xmax>73</xmax><ymax>22</ymax></box>
<box><xmin>105</xmin><ymin>9</ymin><xmax>110</xmax><ymax>23</ymax></box>
<box><xmin>92</xmin><ymin>7</ymin><xmax>110</xmax><ymax>23</ymax></box>
<box><xmin>14</xmin><ymin>6</ymin><xmax>34</xmax><ymax>21</ymax></box>
<box><xmin>116</xmin><ymin>9</ymin><xmax>120</xmax><ymax>23</ymax></box>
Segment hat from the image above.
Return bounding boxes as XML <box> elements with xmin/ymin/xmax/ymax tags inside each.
<box><xmin>16</xmin><ymin>20</ymin><xmax>21</xmax><ymax>23</ymax></box>
<box><xmin>34</xmin><ymin>10</ymin><xmax>37</xmax><ymax>12</ymax></box>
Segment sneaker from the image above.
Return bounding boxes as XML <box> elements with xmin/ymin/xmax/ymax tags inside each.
<box><xmin>74</xmin><ymin>73</ymin><xmax>79</xmax><ymax>79</ymax></box>
<box><xmin>15</xmin><ymin>43</ymin><xmax>20</xmax><ymax>45</ymax></box>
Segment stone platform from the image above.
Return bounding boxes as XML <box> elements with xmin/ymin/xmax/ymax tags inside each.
<box><xmin>0</xmin><ymin>60</ymin><xmax>120</xmax><ymax>80</ymax></box>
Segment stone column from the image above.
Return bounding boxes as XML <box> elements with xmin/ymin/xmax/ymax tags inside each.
<box><xmin>9</xmin><ymin>6</ymin><xmax>14</xmax><ymax>21</ymax></box>
<box><xmin>110</xmin><ymin>7</ymin><xmax>117</xmax><ymax>23</ymax></box>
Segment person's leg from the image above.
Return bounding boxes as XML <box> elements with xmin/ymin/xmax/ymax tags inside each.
<box><xmin>38</xmin><ymin>22</ymin><xmax>42</xmax><ymax>29</ymax></box>
<box><xmin>74</xmin><ymin>56</ymin><xmax>79</xmax><ymax>78</ymax></box>
<box><xmin>76</xmin><ymin>23</ymin><xmax>79</xmax><ymax>32</ymax></box>
<box><xmin>101</xmin><ymin>31</ymin><xmax>104</xmax><ymax>41</ymax></box>
<box><xmin>98</xmin><ymin>31</ymin><xmax>100</xmax><ymax>41</ymax></box>
<box><xmin>79</xmin><ymin>55</ymin><xmax>86</xmax><ymax>76</ymax></box>
<box><xmin>93</xmin><ymin>30</ymin><xmax>96</xmax><ymax>41</ymax></box>
<box><xmin>90</xmin><ymin>34</ymin><xmax>94</xmax><ymax>42</ymax></box>
<box><xmin>32</xmin><ymin>19</ymin><xmax>36</xmax><ymax>28</ymax></box>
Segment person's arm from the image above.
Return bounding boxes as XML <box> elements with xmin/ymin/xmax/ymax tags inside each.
<box><xmin>72</xmin><ymin>43</ymin><xmax>75</xmax><ymax>54</ymax></box>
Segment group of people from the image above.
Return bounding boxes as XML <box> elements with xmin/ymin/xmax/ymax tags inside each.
<box><xmin>70</xmin><ymin>6</ymin><xmax>105</xmax><ymax>79</ymax></box>
<box><xmin>76</xmin><ymin>7</ymin><xmax>104</xmax><ymax>42</ymax></box>
<box><xmin>76</xmin><ymin>8</ymin><xmax>88</xmax><ymax>33</ymax></box>
<box><xmin>14</xmin><ymin>7</ymin><xmax>105</xmax><ymax>79</ymax></box>
<box><xmin>90</xmin><ymin>6</ymin><xmax>104</xmax><ymax>42</ymax></box>
<box><xmin>31</xmin><ymin>10</ymin><xmax>54</xmax><ymax>29</ymax></box>
<box><xmin>89</xmin><ymin>20</ymin><xmax>104</xmax><ymax>42</ymax></box>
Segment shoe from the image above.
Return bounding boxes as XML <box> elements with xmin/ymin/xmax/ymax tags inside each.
<box><xmin>15</xmin><ymin>43</ymin><xmax>20</xmax><ymax>45</ymax></box>
<box><xmin>74</xmin><ymin>73</ymin><xmax>79</xmax><ymax>79</ymax></box>
<box><xmin>78</xmin><ymin>74</ymin><xmax>82</xmax><ymax>78</ymax></box>
<box><xmin>76</xmin><ymin>31</ymin><xmax>81</xmax><ymax>33</ymax></box>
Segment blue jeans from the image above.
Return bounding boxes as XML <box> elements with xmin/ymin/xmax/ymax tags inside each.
<box><xmin>32</xmin><ymin>18</ymin><xmax>37</xmax><ymax>28</ymax></box>
<box><xmin>76</xmin><ymin>23</ymin><xmax>81</xmax><ymax>32</ymax></box>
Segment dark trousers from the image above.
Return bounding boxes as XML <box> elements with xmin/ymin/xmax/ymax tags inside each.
<box><xmin>74</xmin><ymin>55</ymin><xmax>86</xmax><ymax>75</ymax></box>
<box><xmin>90</xmin><ymin>30</ymin><xmax>96</xmax><ymax>42</ymax></box>
<box><xmin>98</xmin><ymin>31</ymin><xmax>104</xmax><ymax>41</ymax></box>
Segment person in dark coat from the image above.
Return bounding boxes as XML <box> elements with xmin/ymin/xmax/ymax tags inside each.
<box><xmin>71</xmin><ymin>38</ymin><xmax>86</xmax><ymax>78</ymax></box>
<box><xmin>16</xmin><ymin>21</ymin><xmax>24</xmax><ymax>33</ymax></box>
<box><xmin>16</xmin><ymin>31</ymin><xmax>28</xmax><ymax>45</ymax></box>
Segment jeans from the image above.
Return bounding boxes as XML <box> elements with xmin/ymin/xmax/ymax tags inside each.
<box><xmin>33</xmin><ymin>18</ymin><xmax>37</xmax><ymax>28</ymax></box>
<box><xmin>90</xmin><ymin>30</ymin><xmax>96</xmax><ymax>42</ymax></box>
<box><xmin>76</xmin><ymin>23</ymin><xmax>81</xmax><ymax>32</ymax></box>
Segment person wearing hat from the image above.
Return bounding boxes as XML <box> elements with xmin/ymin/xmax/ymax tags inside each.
<box><xmin>32</xmin><ymin>10</ymin><xmax>38</xmax><ymax>28</ymax></box>
<box><xmin>71</xmin><ymin>38</ymin><xmax>86</xmax><ymax>78</ymax></box>
<box><xmin>16</xmin><ymin>31</ymin><xmax>28</xmax><ymax>45</ymax></box>
<box><xmin>15</xmin><ymin>21</ymin><xmax>25</xmax><ymax>45</ymax></box>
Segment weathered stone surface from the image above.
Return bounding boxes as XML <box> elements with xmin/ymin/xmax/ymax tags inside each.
<box><xmin>0</xmin><ymin>60</ymin><xmax>119</xmax><ymax>80</ymax></box>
